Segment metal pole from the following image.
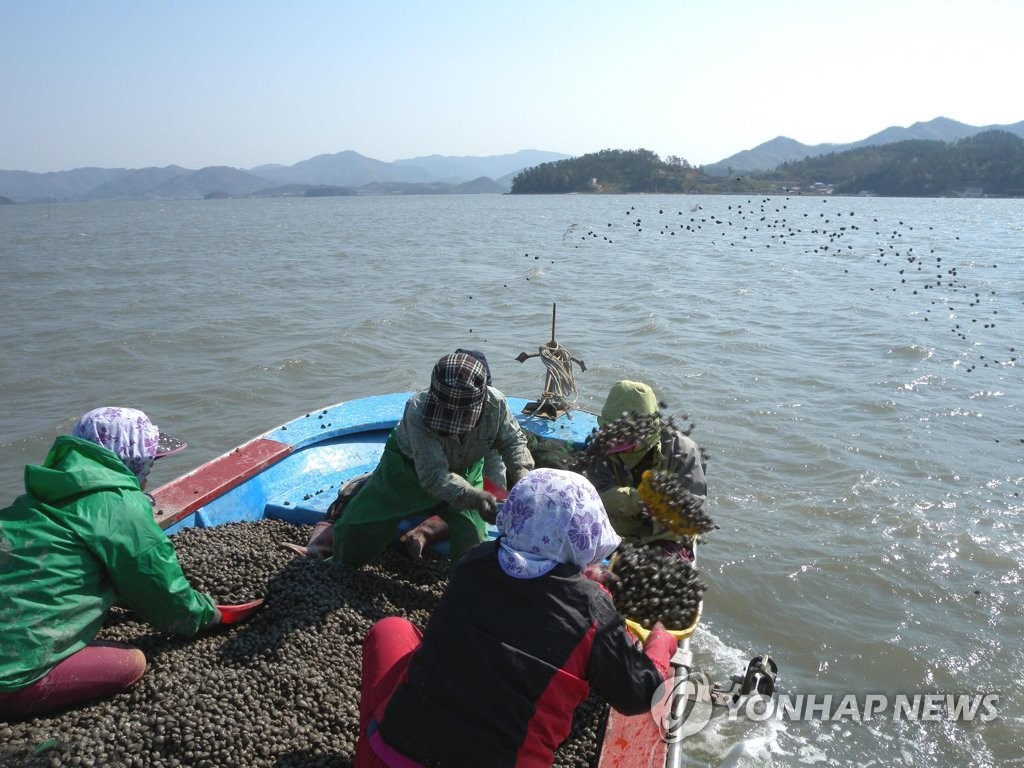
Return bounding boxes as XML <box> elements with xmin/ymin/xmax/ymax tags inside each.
<box><xmin>664</xmin><ymin>637</ymin><xmax>693</xmax><ymax>768</ymax></box>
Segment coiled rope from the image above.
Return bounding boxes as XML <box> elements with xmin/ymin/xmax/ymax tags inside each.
<box><xmin>538</xmin><ymin>341</ymin><xmax>580</xmax><ymax>409</ymax></box>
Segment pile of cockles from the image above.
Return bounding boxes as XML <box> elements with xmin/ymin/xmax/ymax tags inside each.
<box><xmin>637</xmin><ymin>468</ymin><xmax>716</xmax><ymax>537</ymax></box>
<box><xmin>0</xmin><ymin>520</ymin><xmax>603</xmax><ymax>768</ymax></box>
<box><xmin>608</xmin><ymin>541</ymin><xmax>708</xmax><ymax>632</ymax></box>
<box><xmin>571</xmin><ymin>410</ymin><xmax>674</xmax><ymax>473</ymax></box>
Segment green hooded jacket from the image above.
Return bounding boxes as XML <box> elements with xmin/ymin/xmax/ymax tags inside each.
<box><xmin>0</xmin><ymin>435</ymin><xmax>216</xmax><ymax>691</ymax></box>
<box><xmin>588</xmin><ymin>381</ymin><xmax>708</xmax><ymax>543</ymax></box>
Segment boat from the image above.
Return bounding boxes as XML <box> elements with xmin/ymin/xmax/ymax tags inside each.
<box><xmin>143</xmin><ymin>315</ymin><xmax>761</xmax><ymax>768</ymax></box>
<box><xmin>150</xmin><ymin>392</ymin><xmax>595</xmax><ymax>537</ymax></box>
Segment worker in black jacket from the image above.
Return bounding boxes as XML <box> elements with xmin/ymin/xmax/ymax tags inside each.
<box><xmin>353</xmin><ymin>467</ymin><xmax>675</xmax><ymax>768</ymax></box>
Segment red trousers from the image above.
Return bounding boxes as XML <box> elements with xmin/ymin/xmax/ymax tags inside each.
<box><xmin>0</xmin><ymin>641</ymin><xmax>146</xmax><ymax>721</ymax></box>
<box><xmin>354</xmin><ymin>617</ymin><xmax>423</xmax><ymax>768</ymax></box>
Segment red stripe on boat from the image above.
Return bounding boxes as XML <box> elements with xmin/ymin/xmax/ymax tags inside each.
<box><xmin>596</xmin><ymin>698</ymin><xmax>670</xmax><ymax>768</ymax></box>
<box><xmin>150</xmin><ymin>437</ymin><xmax>292</xmax><ymax>528</ymax></box>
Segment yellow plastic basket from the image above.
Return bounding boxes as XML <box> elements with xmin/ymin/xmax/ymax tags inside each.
<box><xmin>624</xmin><ymin>600</ymin><xmax>702</xmax><ymax>643</ymax></box>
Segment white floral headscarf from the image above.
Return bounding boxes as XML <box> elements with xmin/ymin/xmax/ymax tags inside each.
<box><xmin>72</xmin><ymin>407</ymin><xmax>160</xmax><ymax>483</ymax></box>
<box><xmin>497</xmin><ymin>468</ymin><xmax>621</xmax><ymax>579</ymax></box>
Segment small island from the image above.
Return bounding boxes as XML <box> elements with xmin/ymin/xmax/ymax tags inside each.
<box><xmin>510</xmin><ymin>131</ymin><xmax>1024</xmax><ymax>198</ymax></box>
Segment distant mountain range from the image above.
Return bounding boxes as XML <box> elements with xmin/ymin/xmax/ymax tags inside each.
<box><xmin>702</xmin><ymin>116</ymin><xmax>1024</xmax><ymax>176</ymax></box>
<box><xmin>2</xmin><ymin>117</ymin><xmax>1021</xmax><ymax>203</ymax></box>
<box><xmin>0</xmin><ymin>150</ymin><xmax>571</xmax><ymax>203</ymax></box>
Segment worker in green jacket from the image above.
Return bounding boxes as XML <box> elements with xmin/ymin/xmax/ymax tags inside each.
<box><xmin>585</xmin><ymin>381</ymin><xmax>708</xmax><ymax>553</ymax></box>
<box><xmin>0</xmin><ymin>407</ymin><xmax>261</xmax><ymax>722</ymax></box>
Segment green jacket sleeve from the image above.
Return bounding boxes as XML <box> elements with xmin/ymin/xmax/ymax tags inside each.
<box><xmin>82</xmin><ymin>490</ymin><xmax>217</xmax><ymax>635</ymax></box>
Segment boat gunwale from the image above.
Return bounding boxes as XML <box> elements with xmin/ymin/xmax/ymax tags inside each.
<box><xmin>151</xmin><ymin>393</ymin><xmax>600</xmax><ymax>530</ymax></box>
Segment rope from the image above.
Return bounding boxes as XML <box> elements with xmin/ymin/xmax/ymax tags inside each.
<box><xmin>539</xmin><ymin>342</ymin><xmax>580</xmax><ymax>408</ymax></box>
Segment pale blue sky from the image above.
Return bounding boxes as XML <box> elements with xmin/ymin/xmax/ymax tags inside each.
<box><xmin>2</xmin><ymin>0</ymin><xmax>1020</xmax><ymax>173</ymax></box>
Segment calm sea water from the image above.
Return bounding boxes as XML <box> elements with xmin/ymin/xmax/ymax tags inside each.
<box><xmin>2</xmin><ymin>194</ymin><xmax>1022</xmax><ymax>767</ymax></box>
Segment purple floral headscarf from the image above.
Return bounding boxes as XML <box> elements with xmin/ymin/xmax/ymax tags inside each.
<box><xmin>72</xmin><ymin>407</ymin><xmax>160</xmax><ymax>483</ymax></box>
<box><xmin>496</xmin><ymin>468</ymin><xmax>621</xmax><ymax>579</ymax></box>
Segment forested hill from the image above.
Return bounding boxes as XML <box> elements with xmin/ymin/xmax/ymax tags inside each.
<box><xmin>510</xmin><ymin>132</ymin><xmax>1024</xmax><ymax>197</ymax></box>
<box><xmin>757</xmin><ymin>130</ymin><xmax>1024</xmax><ymax>197</ymax></box>
<box><xmin>510</xmin><ymin>149</ymin><xmax>700</xmax><ymax>194</ymax></box>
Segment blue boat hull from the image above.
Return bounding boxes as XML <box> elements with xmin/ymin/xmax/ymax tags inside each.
<box><xmin>152</xmin><ymin>394</ymin><xmax>599</xmax><ymax>534</ymax></box>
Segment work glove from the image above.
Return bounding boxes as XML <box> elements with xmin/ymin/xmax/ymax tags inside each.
<box><xmin>214</xmin><ymin>598</ymin><xmax>265</xmax><ymax>626</ymax></box>
<box><xmin>506</xmin><ymin>466</ymin><xmax>531</xmax><ymax>490</ymax></box>
<box><xmin>582</xmin><ymin>563</ymin><xmax>620</xmax><ymax>586</ymax></box>
<box><xmin>460</xmin><ymin>486</ymin><xmax>499</xmax><ymax>523</ymax></box>
<box><xmin>482</xmin><ymin>477</ymin><xmax>509</xmax><ymax>502</ymax></box>
<box><xmin>643</xmin><ymin>622</ymin><xmax>677</xmax><ymax>681</ymax></box>
<box><xmin>582</xmin><ymin>563</ymin><xmax>619</xmax><ymax>597</ymax></box>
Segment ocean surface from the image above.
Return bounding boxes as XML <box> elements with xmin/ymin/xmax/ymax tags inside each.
<box><xmin>2</xmin><ymin>193</ymin><xmax>1021</xmax><ymax>767</ymax></box>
